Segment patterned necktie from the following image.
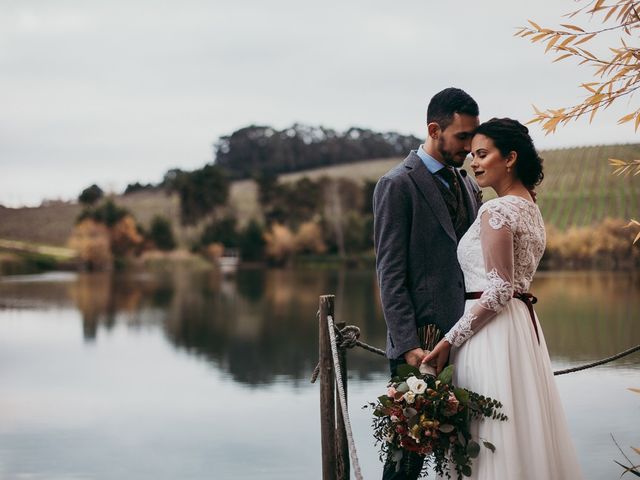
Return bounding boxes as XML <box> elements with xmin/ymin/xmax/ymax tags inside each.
<box><xmin>437</xmin><ymin>167</ymin><xmax>461</xmax><ymax>199</ymax></box>
<box><xmin>436</xmin><ymin>166</ymin><xmax>469</xmax><ymax>241</ymax></box>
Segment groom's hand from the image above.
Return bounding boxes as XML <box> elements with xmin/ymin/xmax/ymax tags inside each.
<box><xmin>403</xmin><ymin>347</ymin><xmax>427</xmax><ymax>368</ymax></box>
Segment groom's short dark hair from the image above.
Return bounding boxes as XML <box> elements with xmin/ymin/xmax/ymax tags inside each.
<box><xmin>427</xmin><ymin>88</ymin><xmax>479</xmax><ymax>131</ymax></box>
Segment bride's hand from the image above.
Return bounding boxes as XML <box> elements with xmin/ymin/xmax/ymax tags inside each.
<box><xmin>421</xmin><ymin>339</ymin><xmax>452</xmax><ymax>375</ymax></box>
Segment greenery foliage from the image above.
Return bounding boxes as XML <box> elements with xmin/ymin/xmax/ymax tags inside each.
<box><xmin>214</xmin><ymin>123</ymin><xmax>419</xmax><ymax>179</ymax></box>
<box><xmin>124</xmin><ymin>182</ymin><xmax>157</xmax><ymax>195</ymax></box>
<box><xmin>257</xmin><ymin>174</ymin><xmax>325</xmax><ymax>227</ymax></box>
<box><xmin>71</xmin><ymin>199</ymin><xmax>145</xmax><ymax>269</ymax></box>
<box><xmin>368</xmin><ymin>364</ymin><xmax>507</xmax><ymax>479</ymax></box>
<box><xmin>149</xmin><ymin>216</ymin><xmax>177</xmax><ymax>251</ymax></box>
<box><xmin>200</xmin><ymin>215</ymin><xmax>240</xmax><ymax>248</ymax></box>
<box><xmin>78</xmin><ymin>184</ymin><xmax>104</xmax><ymax>206</ymax></box>
<box><xmin>169</xmin><ymin>164</ymin><xmax>230</xmax><ymax>226</ymax></box>
<box><xmin>253</xmin><ymin>173</ymin><xmax>374</xmax><ymax>260</ymax></box>
<box><xmin>77</xmin><ymin>199</ymin><xmax>128</xmax><ymax>227</ymax></box>
<box><xmin>238</xmin><ymin>219</ymin><xmax>266</xmax><ymax>262</ymax></box>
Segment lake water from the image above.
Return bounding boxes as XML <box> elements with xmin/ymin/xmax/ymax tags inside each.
<box><xmin>0</xmin><ymin>268</ymin><xmax>638</xmax><ymax>480</ymax></box>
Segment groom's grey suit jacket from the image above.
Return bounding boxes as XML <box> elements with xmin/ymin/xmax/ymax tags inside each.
<box><xmin>373</xmin><ymin>151</ymin><xmax>482</xmax><ymax>360</ymax></box>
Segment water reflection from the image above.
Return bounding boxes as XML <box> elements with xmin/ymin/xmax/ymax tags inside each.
<box><xmin>532</xmin><ymin>272</ymin><xmax>640</xmax><ymax>364</ymax></box>
<box><xmin>1</xmin><ymin>269</ymin><xmax>638</xmax><ymax>385</ymax></box>
<box><xmin>1</xmin><ymin>269</ymin><xmax>637</xmax><ymax>480</ymax></box>
<box><xmin>160</xmin><ymin>268</ymin><xmax>389</xmax><ymax>385</ymax></box>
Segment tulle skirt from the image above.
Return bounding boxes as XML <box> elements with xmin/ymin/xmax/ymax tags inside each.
<box><xmin>444</xmin><ymin>299</ymin><xmax>584</xmax><ymax>480</ymax></box>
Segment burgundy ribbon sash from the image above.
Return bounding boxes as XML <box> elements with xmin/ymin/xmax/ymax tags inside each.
<box><xmin>464</xmin><ymin>291</ymin><xmax>540</xmax><ymax>345</ymax></box>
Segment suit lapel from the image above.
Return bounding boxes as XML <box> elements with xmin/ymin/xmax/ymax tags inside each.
<box><xmin>405</xmin><ymin>153</ymin><xmax>457</xmax><ymax>243</ymax></box>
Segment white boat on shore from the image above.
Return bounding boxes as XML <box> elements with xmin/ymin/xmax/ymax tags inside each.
<box><xmin>217</xmin><ymin>248</ymin><xmax>239</xmax><ymax>275</ymax></box>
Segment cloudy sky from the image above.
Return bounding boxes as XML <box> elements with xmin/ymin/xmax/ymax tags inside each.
<box><xmin>1</xmin><ymin>0</ymin><xmax>638</xmax><ymax>206</ymax></box>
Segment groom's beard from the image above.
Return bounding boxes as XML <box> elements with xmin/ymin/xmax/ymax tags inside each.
<box><xmin>438</xmin><ymin>138</ymin><xmax>468</xmax><ymax>168</ymax></box>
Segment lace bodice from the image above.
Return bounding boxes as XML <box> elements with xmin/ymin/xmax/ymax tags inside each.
<box><xmin>445</xmin><ymin>196</ymin><xmax>546</xmax><ymax>347</ymax></box>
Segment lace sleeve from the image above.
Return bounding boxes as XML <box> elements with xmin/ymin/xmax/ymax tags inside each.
<box><xmin>444</xmin><ymin>206</ymin><xmax>515</xmax><ymax>347</ymax></box>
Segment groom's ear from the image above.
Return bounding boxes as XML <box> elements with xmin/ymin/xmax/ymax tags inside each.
<box><xmin>427</xmin><ymin>122</ymin><xmax>441</xmax><ymax>139</ymax></box>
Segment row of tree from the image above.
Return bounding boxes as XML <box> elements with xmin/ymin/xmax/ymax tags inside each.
<box><xmin>77</xmin><ymin>123</ymin><xmax>413</xmax><ymax>239</ymax></box>
<box><xmin>80</xmin><ymin>123</ymin><xmax>415</xmax><ymax>210</ymax></box>
<box><xmin>197</xmin><ymin>174</ymin><xmax>376</xmax><ymax>265</ymax></box>
<box><xmin>80</xmin><ymin>164</ymin><xmax>231</xmax><ymax>227</ymax></box>
<box><xmin>214</xmin><ymin>124</ymin><xmax>418</xmax><ymax>179</ymax></box>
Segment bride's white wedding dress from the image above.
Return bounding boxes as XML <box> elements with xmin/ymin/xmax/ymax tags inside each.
<box><xmin>442</xmin><ymin>195</ymin><xmax>583</xmax><ymax>479</ymax></box>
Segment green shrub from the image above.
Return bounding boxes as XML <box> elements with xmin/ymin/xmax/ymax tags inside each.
<box><xmin>149</xmin><ymin>216</ymin><xmax>177</xmax><ymax>251</ymax></box>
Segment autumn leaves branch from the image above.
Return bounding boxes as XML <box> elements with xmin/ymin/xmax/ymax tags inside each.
<box><xmin>516</xmin><ymin>0</ymin><xmax>640</xmax><ymax>134</ymax></box>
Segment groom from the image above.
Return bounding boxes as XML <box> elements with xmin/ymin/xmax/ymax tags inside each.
<box><xmin>373</xmin><ymin>87</ymin><xmax>482</xmax><ymax>479</ymax></box>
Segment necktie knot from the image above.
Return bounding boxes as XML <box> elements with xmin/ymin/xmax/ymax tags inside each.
<box><xmin>437</xmin><ymin>166</ymin><xmax>457</xmax><ymax>189</ymax></box>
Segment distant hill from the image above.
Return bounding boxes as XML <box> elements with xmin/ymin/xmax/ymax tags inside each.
<box><xmin>213</xmin><ymin>124</ymin><xmax>420</xmax><ymax>179</ymax></box>
<box><xmin>0</xmin><ymin>145</ymin><xmax>638</xmax><ymax>247</ymax></box>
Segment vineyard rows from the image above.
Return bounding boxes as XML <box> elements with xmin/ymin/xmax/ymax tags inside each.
<box><xmin>535</xmin><ymin>144</ymin><xmax>640</xmax><ymax>230</ymax></box>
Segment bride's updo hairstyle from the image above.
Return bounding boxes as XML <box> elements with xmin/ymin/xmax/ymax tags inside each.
<box><xmin>474</xmin><ymin>118</ymin><xmax>544</xmax><ymax>191</ymax></box>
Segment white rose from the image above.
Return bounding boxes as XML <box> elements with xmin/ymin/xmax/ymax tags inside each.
<box><xmin>406</xmin><ymin>376</ymin><xmax>427</xmax><ymax>395</ymax></box>
<box><xmin>403</xmin><ymin>391</ymin><xmax>416</xmax><ymax>404</ymax></box>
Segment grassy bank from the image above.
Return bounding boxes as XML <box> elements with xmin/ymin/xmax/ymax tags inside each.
<box><xmin>0</xmin><ymin>250</ymin><xmax>67</xmax><ymax>275</ymax></box>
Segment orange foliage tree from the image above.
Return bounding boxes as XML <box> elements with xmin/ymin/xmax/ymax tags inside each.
<box><xmin>68</xmin><ymin>219</ymin><xmax>113</xmax><ymax>271</ymax></box>
<box><xmin>69</xmin><ymin>201</ymin><xmax>145</xmax><ymax>270</ymax></box>
<box><xmin>110</xmin><ymin>215</ymin><xmax>144</xmax><ymax>257</ymax></box>
<box><xmin>517</xmin><ymin>0</ymin><xmax>640</xmax><ymax>242</ymax></box>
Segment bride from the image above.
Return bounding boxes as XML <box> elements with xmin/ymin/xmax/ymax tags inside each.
<box><xmin>423</xmin><ymin>118</ymin><xmax>584</xmax><ymax>479</ymax></box>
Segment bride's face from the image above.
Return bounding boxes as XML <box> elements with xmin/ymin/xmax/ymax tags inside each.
<box><xmin>469</xmin><ymin>134</ymin><xmax>515</xmax><ymax>190</ymax></box>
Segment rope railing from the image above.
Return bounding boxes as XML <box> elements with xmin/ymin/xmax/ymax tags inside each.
<box><xmin>313</xmin><ymin>295</ymin><xmax>640</xmax><ymax>480</ymax></box>
<box><xmin>311</xmin><ymin>322</ymin><xmax>640</xmax><ymax>382</ymax></box>
<box><xmin>552</xmin><ymin>344</ymin><xmax>640</xmax><ymax>376</ymax></box>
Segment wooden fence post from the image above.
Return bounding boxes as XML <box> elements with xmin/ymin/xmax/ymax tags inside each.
<box><xmin>319</xmin><ymin>295</ymin><xmax>337</xmax><ymax>480</ymax></box>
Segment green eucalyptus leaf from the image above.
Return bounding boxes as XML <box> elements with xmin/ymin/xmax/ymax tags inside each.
<box><xmin>396</xmin><ymin>382</ymin><xmax>409</xmax><ymax>394</ymax></box>
<box><xmin>439</xmin><ymin>424</ymin><xmax>455</xmax><ymax>433</ymax></box>
<box><xmin>452</xmin><ymin>450</ymin><xmax>466</xmax><ymax>466</ymax></box>
<box><xmin>392</xmin><ymin>449</ymin><xmax>403</xmax><ymax>463</ymax></box>
<box><xmin>437</xmin><ymin>365</ymin><xmax>455</xmax><ymax>384</ymax></box>
<box><xmin>378</xmin><ymin>395</ymin><xmax>392</xmax><ymax>407</ymax></box>
<box><xmin>396</xmin><ymin>364</ymin><xmax>421</xmax><ymax>379</ymax></box>
<box><xmin>467</xmin><ymin>440</ymin><xmax>480</xmax><ymax>458</ymax></box>
<box><xmin>454</xmin><ymin>387</ymin><xmax>470</xmax><ymax>405</ymax></box>
<box><xmin>403</xmin><ymin>407</ymin><xmax>418</xmax><ymax>418</ymax></box>
<box><xmin>462</xmin><ymin>464</ymin><xmax>472</xmax><ymax>477</ymax></box>
<box><xmin>482</xmin><ymin>440</ymin><xmax>496</xmax><ymax>453</ymax></box>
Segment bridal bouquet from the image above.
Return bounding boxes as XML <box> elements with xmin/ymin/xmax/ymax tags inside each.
<box><xmin>367</xmin><ymin>363</ymin><xmax>507</xmax><ymax>479</ymax></box>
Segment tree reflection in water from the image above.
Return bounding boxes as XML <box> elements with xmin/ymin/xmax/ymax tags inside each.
<box><xmin>2</xmin><ymin>269</ymin><xmax>637</xmax><ymax>385</ymax></box>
